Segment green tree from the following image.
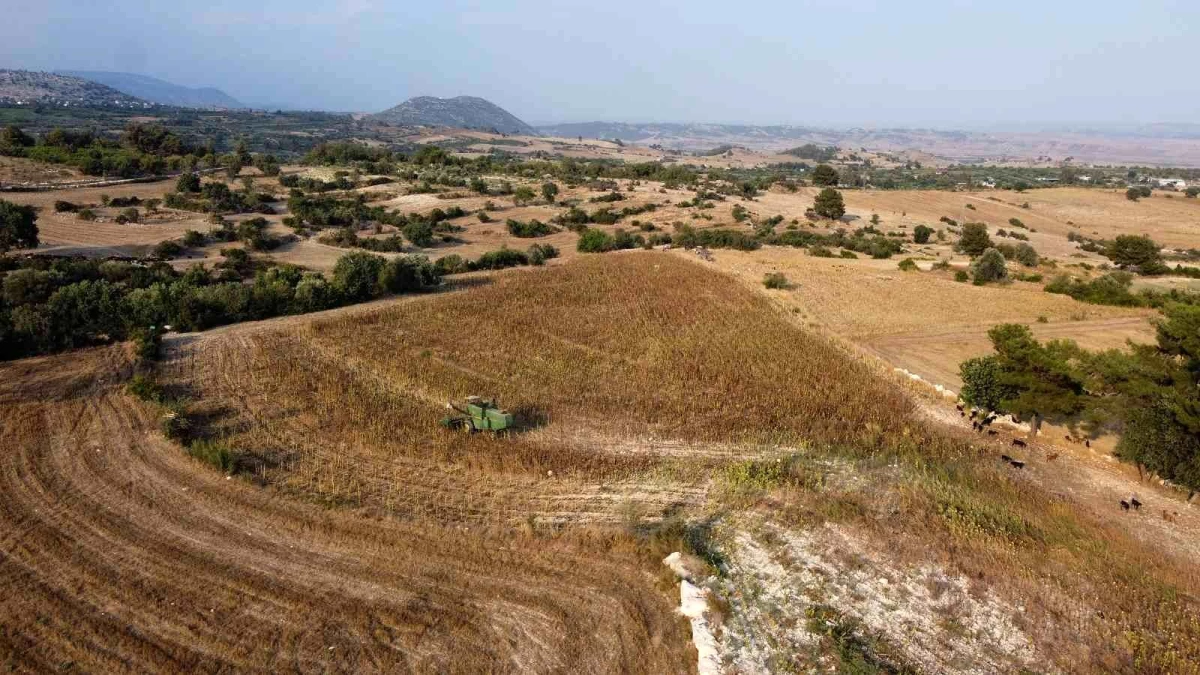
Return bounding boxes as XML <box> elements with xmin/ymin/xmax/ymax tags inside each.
<box><xmin>541</xmin><ymin>182</ymin><xmax>559</xmax><ymax>203</ymax></box>
<box><xmin>1013</xmin><ymin>242</ymin><xmax>1039</xmax><ymax>267</ymax></box>
<box><xmin>1126</xmin><ymin>187</ymin><xmax>1143</xmax><ymax>201</ymax></box>
<box><xmin>971</xmin><ymin>248</ymin><xmax>1008</xmax><ymax>284</ymax></box>
<box><xmin>0</xmin><ymin>200</ymin><xmax>38</xmax><ymax>253</ymax></box>
<box><xmin>577</xmin><ymin>228</ymin><xmax>615</xmax><ymax>253</ymax></box>
<box><xmin>234</xmin><ymin>140</ymin><xmax>251</xmax><ymax>164</ymax></box>
<box><xmin>956</xmin><ymin>222</ymin><xmax>992</xmax><ymax>257</ymax></box>
<box><xmin>403</xmin><ymin>221</ymin><xmax>435</xmax><ymax>248</ymax></box>
<box><xmin>1086</xmin><ymin>303</ymin><xmax>1200</xmax><ymax>494</ymax></box>
<box><xmin>979</xmin><ymin>324</ymin><xmax>1088</xmax><ymax>436</ymax></box>
<box><xmin>512</xmin><ymin>186</ymin><xmax>536</xmax><ymax>206</ymax></box>
<box><xmin>1104</xmin><ymin>234</ymin><xmax>1161</xmax><ymax>273</ymax></box>
<box><xmin>0</xmin><ymin>125</ymin><xmax>34</xmax><ymax>149</ymax></box>
<box><xmin>294</xmin><ymin>274</ymin><xmax>339</xmax><ymax>312</ymax></box>
<box><xmin>379</xmin><ymin>255</ymin><xmax>437</xmax><ymax>294</ymax></box>
<box><xmin>332</xmin><ymin>251</ymin><xmax>387</xmax><ymax>302</ymax></box>
<box><xmin>176</xmin><ymin>172</ymin><xmax>201</xmax><ymax>193</ymax></box>
<box><xmin>812</xmin><ymin>188</ymin><xmax>845</xmax><ymax>220</ymax></box>
<box><xmin>810</xmin><ymin>164</ymin><xmax>839</xmax><ymax>187</ymax></box>
<box><xmin>44</xmin><ymin>280</ymin><xmax>129</xmax><ymax>351</ymax></box>
<box><xmin>959</xmin><ymin>356</ymin><xmax>1018</xmax><ymax>412</ymax></box>
<box><xmin>912</xmin><ymin>224</ymin><xmax>934</xmax><ymax>244</ymax></box>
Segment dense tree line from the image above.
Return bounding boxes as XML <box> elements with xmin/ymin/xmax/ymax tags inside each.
<box><xmin>0</xmin><ymin>251</ymin><xmax>439</xmax><ymax>361</ymax></box>
<box><xmin>961</xmin><ymin>308</ymin><xmax>1200</xmax><ymax>495</ymax></box>
<box><xmin>0</xmin><ymin>123</ymin><xmax>211</xmax><ymax>178</ymax></box>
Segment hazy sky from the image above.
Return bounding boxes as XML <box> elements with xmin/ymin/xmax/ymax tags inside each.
<box><xmin>4</xmin><ymin>0</ymin><xmax>1198</xmax><ymax>127</ymax></box>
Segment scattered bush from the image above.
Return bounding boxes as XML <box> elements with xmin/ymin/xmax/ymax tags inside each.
<box><xmin>1125</xmin><ymin>185</ymin><xmax>1152</xmax><ymax>201</ymax></box>
<box><xmin>187</xmin><ymin>439</ymin><xmax>235</xmax><ymax>473</ymax></box>
<box><xmin>152</xmin><ymin>240</ymin><xmax>184</xmax><ymax>259</ymax></box>
<box><xmin>127</xmin><ymin>373</ymin><xmax>166</xmax><ymax>403</ymax></box>
<box><xmin>912</xmin><ymin>224</ymin><xmax>934</xmax><ymax>244</ymax></box>
<box><xmin>971</xmin><ymin>248</ymin><xmax>1008</xmax><ymax>284</ymax></box>
<box><xmin>1104</xmin><ymin>234</ymin><xmax>1162</xmax><ymax>274</ymax></box>
<box><xmin>527</xmin><ymin>243</ymin><xmax>560</xmax><ymax>265</ymax></box>
<box><xmin>433</xmin><ymin>254</ymin><xmax>469</xmax><ymax>276</ymax></box>
<box><xmin>474</xmin><ymin>248</ymin><xmax>529</xmax><ymax>269</ymax></box>
<box><xmin>672</xmin><ymin>226</ymin><xmax>760</xmax><ymax>251</ymax></box>
<box><xmin>897</xmin><ymin>258</ymin><xmax>919</xmax><ymax>272</ymax></box>
<box><xmin>506</xmin><ymin>218</ymin><xmax>556</xmax><ymax>238</ymax></box>
<box><xmin>763</xmin><ymin>272</ymin><xmax>789</xmax><ymax>289</ymax></box>
<box><xmin>1013</xmin><ymin>242</ymin><xmax>1039</xmax><ymax>267</ymax></box>
<box><xmin>182</xmin><ymin>230</ymin><xmax>207</xmax><ymax>248</ymax></box>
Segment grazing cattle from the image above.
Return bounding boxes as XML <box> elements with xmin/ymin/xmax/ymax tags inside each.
<box><xmin>982</xmin><ymin>415</ymin><xmax>996</xmax><ymax>426</ymax></box>
<box><xmin>960</xmin><ymin>411</ymin><xmax>966</xmax><ymax>417</ymax></box>
<box><xmin>1085</xmin><ymin>440</ymin><xmax>1091</xmax><ymax>448</ymax></box>
<box><xmin>1065</xmin><ymin>434</ymin><xmax>1074</xmax><ymax>443</ymax></box>
<box><xmin>987</xmin><ymin>430</ymin><xmax>998</xmax><ymax>436</ymax></box>
<box><xmin>1130</xmin><ymin>496</ymin><xmax>1142</xmax><ymax>510</ymax></box>
<box><xmin>1047</xmin><ymin>453</ymin><xmax>1059</xmax><ymax>461</ymax></box>
<box><xmin>1012</xmin><ymin>439</ymin><xmax>1028</xmax><ymax>448</ymax></box>
<box><xmin>1120</xmin><ymin>500</ymin><xmax>1131</xmax><ymax>511</ymax></box>
<box><xmin>1001</xmin><ymin>454</ymin><xmax>1013</xmax><ymax>463</ymax></box>
<box><xmin>1009</xmin><ymin>460</ymin><xmax>1025</xmax><ymax>469</ymax></box>
<box><xmin>956</xmin><ymin>403</ymin><xmax>964</xmax><ymax>412</ymax></box>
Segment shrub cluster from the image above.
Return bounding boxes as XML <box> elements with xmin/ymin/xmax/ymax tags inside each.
<box><xmin>506</xmin><ymin>219</ymin><xmax>557</xmax><ymax>238</ymax></box>
<box><xmin>434</xmin><ymin>244</ymin><xmax>559</xmax><ymax>274</ymax></box>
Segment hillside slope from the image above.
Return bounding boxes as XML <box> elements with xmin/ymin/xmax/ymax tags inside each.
<box><xmin>372</xmin><ymin>95</ymin><xmax>536</xmax><ymax>135</ymax></box>
<box><xmin>0</xmin><ymin>70</ymin><xmax>150</xmax><ymax>108</ymax></box>
<box><xmin>61</xmin><ymin>71</ymin><xmax>245</xmax><ymax>109</ymax></box>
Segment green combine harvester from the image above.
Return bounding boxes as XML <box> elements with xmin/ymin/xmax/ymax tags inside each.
<box><xmin>439</xmin><ymin>396</ymin><xmax>514</xmax><ymax>433</ymax></box>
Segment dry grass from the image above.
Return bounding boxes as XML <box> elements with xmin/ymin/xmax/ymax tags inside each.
<box><xmin>0</xmin><ymin>155</ymin><xmax>84</xmax><ymax>184</ymax></box>
<box><xmin>771</xmin><ymin>185</ymin><xmax>1200</xmax><ymax>254</ymax></box>
<box><xmin>0</xmin><ymin>344</ymin><xmax>695</xmax><ymax>672</ymax></box>
<box><xmin>4</xmin><ymin>253</ymin><xmax>1200</xmax><ymax>672</ymax></box>
<box><xmin>709</xmin><ymin>247</ymin><xmax>1154</xmax><ymax>338</ymax></box>
<box><xmin>170</xmin><ymin>253</ymin><xmax>915</xmax><ymax>524</ymax></box>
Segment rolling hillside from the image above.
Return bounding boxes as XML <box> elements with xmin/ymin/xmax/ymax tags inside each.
<box><xmin>372</xmin><ymin>96</ymin><xmax>536</xmax><ymax>135</ymax></box>
<box><xmin>61</xmin><ymin>71</ymin><xmax>245</xmax><ymax>109</ymax></box>
<box><xmin>0</xmin><ymin>70</ymin><xmax>150</xmax><ymax>108</ymax></box>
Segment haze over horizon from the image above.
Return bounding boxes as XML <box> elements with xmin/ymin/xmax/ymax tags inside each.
<box><xmin>4</xmin><ymin>0</ymin><xmax>1198</xmax><ymax>129</ymax></box>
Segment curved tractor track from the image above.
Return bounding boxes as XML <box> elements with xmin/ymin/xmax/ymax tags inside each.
<box><xmin>0</xmin><ymin>346</ymin><xmax>692</xmax><ymax>672</ymax></box>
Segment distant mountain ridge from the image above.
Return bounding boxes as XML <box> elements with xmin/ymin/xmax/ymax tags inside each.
<box><xmin>0</xmin><ymin>70</ymin><xmax>151</xmax><ymax>108</ymax></box>
<box><xmin>61</xmin><ymin>71</ymin><xmax>245</xmax><ymax>109</ymax></box>
<box><xmin>371</xmin><ymin>96</ymin><xmax>536</xmax><ymax>135</ymax></box>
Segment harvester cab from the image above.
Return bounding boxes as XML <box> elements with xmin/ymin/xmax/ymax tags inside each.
<box><xmin>440</xmin><ymin>396</ymin><xmax>515</xmax><ymax>433</ymax></box>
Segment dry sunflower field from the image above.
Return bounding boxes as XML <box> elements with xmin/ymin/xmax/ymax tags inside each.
<box><xmin>2</xmin><ymin>252</ymin><xmax>1199</xmax><ymax>672</ymax></box>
